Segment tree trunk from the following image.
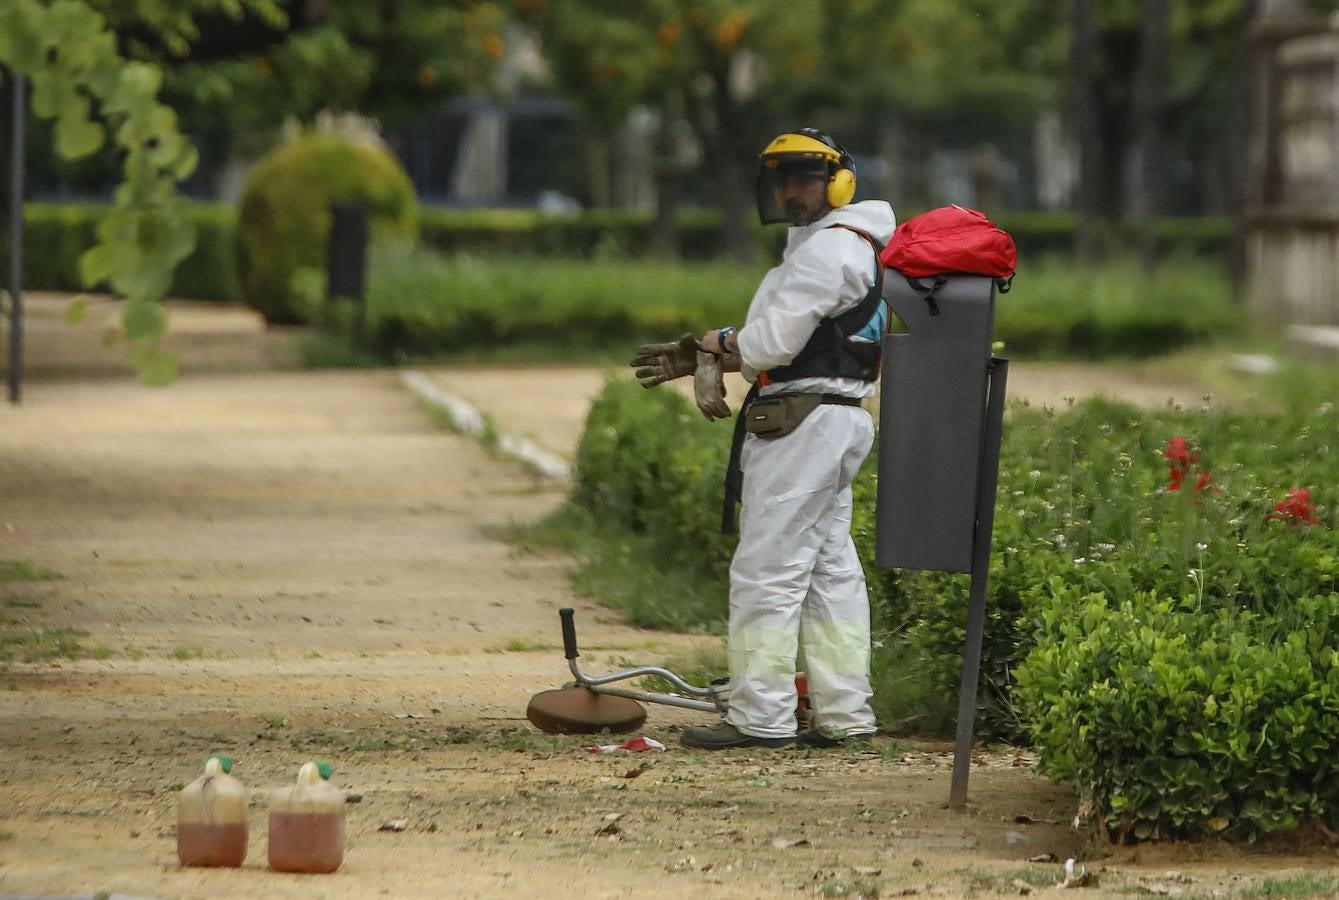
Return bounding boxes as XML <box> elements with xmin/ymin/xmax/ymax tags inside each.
<box><xmin>648</xmin><ymin>99</ymin><xmax>682</xmax><ymax>258</ymax></box>
<box><xmin>1132</xmin><ymin>0</ymin><xmax>1170</xmax><ymax>273</ymax></box>
<box><xmin>0</xmin><ymin>67</ymin><xmax>12</xmax><ymax>260</ymax></box>
<box><xmin>585</xmin><ymin>135</ymin><xmax>611</xmax><ymax>209</ymax></box>
<box><xmin>651</xmin><ymin>117</ymin><xmax>681</xmax><ymax>260</ymax></box>
<box><xmin>1069</xmin><ymin>0</ymin><xmax>1104</xmax><ymax>259</ymax></box>
<box><xmin>1228</xmin><ymin>0</ymin><xmax>1264</xmax><ymax>295</ymax></box>
<box><xmin>680</xmin><ymin>60</ymin><xmax>753</xmax><ymax>263</ymax></box>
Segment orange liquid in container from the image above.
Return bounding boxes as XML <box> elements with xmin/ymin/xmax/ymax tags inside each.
<box><xmin>268</xmin><ymin>761</ymin><xmax>345</xmax><ymax>873</ymax></box>
<box><xmin>267</xmin><ymin>811</ymin><xmax>345</xmax><ymax>873</ymax></box>
<box><xmin>177</xmin><ymin>755</ymin><xmax>248</xmax><ymax>868</ymax></box>
<box><xmin>177</xmin><ymin>821</ymin><xmax>248</xmax><ymax>868</ymax></box>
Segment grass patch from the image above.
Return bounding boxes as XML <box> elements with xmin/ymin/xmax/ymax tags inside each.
<box><xmin>488</xmin><ymin>638</ymin><xmax>559</xmax><ymax>653</ymax></box>
<box><xmin>297</xmin><ymin>333</ymin><xmax>383</xmax><ymax>369</ymax></box>
<box><xmin>0</xmin><ymin>627</ymin><xmax>91</xmax><ymax>662</ymax></box>
<box><xmin>816</xmin><ymin>876</ymin><xmax>881</xmax><ymax>898</ymax></box>
<box><xmin>1239</xmin><ymin>873</ymin><xmax>1339</xmax><ymax>899</ymax></box>
<box><xmin>0</xmin><ymin>561</ymin><xmax>61</xmax><ymax>583</ymax></box>
<box><xmin>511</xmin><ymin>504</ymin><xmax>727</xmax><ymax>633</ymax></box>
<box><xmin>3</xmin><ymin>596</ymin><xmax>42</xmax><ymax>609</ymax></box>
<box><xmin>633</xmin><ymin>642</ymin><xmax>728</xmax><ymax>694</ymax></box>
<box><xmin>169</xmin><ymin>645</ymin><xmax>205</xmax><ymax>660</ymax></box>
<box><xmin>962</xmin><ymin>865</ymin><xmax>1063</xmax><ymax>893</ymax></box>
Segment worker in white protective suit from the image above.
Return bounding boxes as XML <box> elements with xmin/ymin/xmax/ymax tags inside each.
<box><xmin>630</xmin><ymin>128</ymin><xmax>895</xmax><ymax>750</ymax></box>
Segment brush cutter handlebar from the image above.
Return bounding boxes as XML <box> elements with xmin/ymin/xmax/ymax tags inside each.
<box><xmin>560</xmin><ymin>607</ymin><xmax>579</xmax><ymax>659</ymax></box>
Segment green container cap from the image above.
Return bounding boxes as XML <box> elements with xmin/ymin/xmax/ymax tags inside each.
<box><xmin>315</xmin><ymin>760</ymin><xmax>332</xmax><ymax>780</ymax></box>
<box><xmin>207</xmin><ymin>754</ymin><xmax>233</xmax><ymax>774</ymax></box>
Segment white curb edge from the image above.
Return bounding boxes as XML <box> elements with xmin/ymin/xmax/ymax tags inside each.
<box><xmin>399</xmin><ymin>370</ymin><xmax>572</xmax><ymax>480</ymax></box>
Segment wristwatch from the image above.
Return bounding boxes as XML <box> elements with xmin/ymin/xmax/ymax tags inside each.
<box><xmin>717</xmin><ymin>326</ymin><xmax>737</xmax><ymax>354</ymax></box>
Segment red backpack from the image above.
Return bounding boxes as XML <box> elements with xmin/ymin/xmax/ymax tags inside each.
<box><xmin>880</xmin><ymin>206</ymin><xmax>1016</xmax><ymax>312</ymax></box>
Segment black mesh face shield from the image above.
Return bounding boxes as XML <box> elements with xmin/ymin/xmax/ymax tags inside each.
<box><xmin>756</xmin><ymin>157</ymin><xmax>831</xmax><ymax>225</ymax></box>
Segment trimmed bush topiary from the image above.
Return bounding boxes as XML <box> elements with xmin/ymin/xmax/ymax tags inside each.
<box><xmin>237</xmin><ymin>133</ymin><xmax>418</xmax><ymax>322</ymax></box>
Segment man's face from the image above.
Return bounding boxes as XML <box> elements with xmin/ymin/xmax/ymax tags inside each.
<box><xmin>776</xmin><ymin>166</ymin><xmax>830</xmax><ymax>226</ymax></box>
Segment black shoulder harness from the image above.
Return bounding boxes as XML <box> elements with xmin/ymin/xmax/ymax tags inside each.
<box><xmin>763</xmin><ymin>225</ymin><xmax>886</xmax><ymax>384</ymax></box>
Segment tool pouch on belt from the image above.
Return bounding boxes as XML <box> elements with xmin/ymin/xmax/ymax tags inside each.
<box><xmin>743</xmin><ymin>392</ymin><xmax>823</xmax><ymax>439</ymax></box>
<box><xmin>722</xmin><ymin>389</ymin><xmax>864</xmax><ymax>534</ymax></box>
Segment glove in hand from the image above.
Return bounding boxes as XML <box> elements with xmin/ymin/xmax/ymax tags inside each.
<box><xmin>630</xmin><ymin>334</ymin><xmax>699</xmax><ymax>388</ymax></box>
<box><xmin>694</xmin><ymin>350</ymin><xmax>730</xmax><ymax>421</ymax></box>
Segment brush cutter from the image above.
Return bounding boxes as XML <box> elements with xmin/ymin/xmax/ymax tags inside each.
<box><xmin>525</xmin><ymin>608</ymin><xmax>723</xmax><ymax>734</ymax></box>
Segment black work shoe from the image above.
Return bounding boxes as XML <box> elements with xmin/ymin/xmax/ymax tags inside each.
<box><xmin>680</xmin><ymin>722</ymin><xmax>795</xmax><ymax>750</ymax></box>
<box><xmin>795</xmin><ymin>730</ymin><xmax>876</xmax><ymax>749</ymax></box>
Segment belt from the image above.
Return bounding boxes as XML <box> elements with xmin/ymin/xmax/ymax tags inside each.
<box><xmin>721</xmin><ymin>388</ymin><xmax>865</xmax><ymax>534</ymax></box>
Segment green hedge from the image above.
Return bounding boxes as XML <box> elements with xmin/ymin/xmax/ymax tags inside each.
<box><xmin>8</xmin><ymin>202</ymin><xmax>1231</xmax><ymax>308</ymax></box>
<box><xmin>329</xmin><ymin>241</ymin><xmax>766</xmax><ymax>359</ymax></box>
<box><xmin>418</xmin><ymin>207</ymin><xmax>1232</xmax><ymax>261</ymax></box>
<box><xmin>309</xmin><ymin>242</ymin><xmax>1237</xmax><ymax>362</ymax></box>
<box><xmin>8</xmin><ymin>202</ymin><xmax>238</xmax><ymax>301</ymax></box>
<box><xmin>558</xmin><ymin>378</ymin><xmax>1339</xmax><ymax>842</ymax></box>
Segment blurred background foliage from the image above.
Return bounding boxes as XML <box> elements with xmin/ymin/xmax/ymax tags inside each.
<box><xmin>8</xmin><ymin>0</ymin><xmax>1323</xmax><ymax>361</ymax></box>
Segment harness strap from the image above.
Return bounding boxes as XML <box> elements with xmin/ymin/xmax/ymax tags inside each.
<box><xmin>764</xmin><ymin>225</ymin><xmax>886</xmax><ymax>384</ymax></box>
<box><xmin>721</xmin><ymin>391</ymin><xmax>864</xmax><ymax>534</ymax></box>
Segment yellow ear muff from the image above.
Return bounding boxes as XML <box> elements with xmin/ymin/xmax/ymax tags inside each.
<box><xmin>827</xmin><ymin>167</ymin><xmax>856</xmax><ymax>208</ymax></box>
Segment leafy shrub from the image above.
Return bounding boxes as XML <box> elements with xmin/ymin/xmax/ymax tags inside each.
<box><xmin>237</xmin><ymin>133</ymin><xmax>418</xmax><ymax>322</ymax></box>
<box><xmin>1018</xmin><ymin>590</ymin><xmax>1339</xmax><ymax>843</ymax></box>
<box><xmin>420</xmin><ymin>206</ymin><xmax>736</xmax><ymax>259</ymax></box>
<box><xmin>334</xmin><ymin>241</ymin><xmax>765</xmax><ymax>359</ymax></box>
<box><xmin>307</xmin><ymin>243</ymin><xmax>1236</xmax><ymax>362</ymax></box>
<box><xmin>8</xmin><ymin>202</ymin><xmax>239</xmax><ymax>301</ymax></box>
<box><xmin>994</xmin><ymin>254</ymin><xmax>1240</xmax><ymax>357</ymax></box>
<box><xmin>419</xmin><ymin>206</ymin><xmax>1231</xmax><ymax>262</ymax></box>
<box><xmin>557</xmin><ymin>378</ymin><xmax>1339</xmax><ymax>840</ymax></box>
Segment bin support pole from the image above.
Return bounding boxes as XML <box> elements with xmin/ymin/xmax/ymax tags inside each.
<box><xmin>8</xmin><ymin>72</ymin><xmax>25</xmax><ymax>406</ymax></box>
<box><xmin>949</xmin><ymin>356</ymin><xmax>1008</xmax><ymax>810</ymax></box>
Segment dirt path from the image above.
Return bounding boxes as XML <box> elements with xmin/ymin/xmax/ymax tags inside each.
<box><xmin>0</xmin><ymin>327</ymin><xmax>1330</xmax><ymax>897</ymax></box>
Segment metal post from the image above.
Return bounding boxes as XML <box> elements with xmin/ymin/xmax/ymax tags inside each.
<box><xmin>7</xmin><ymin>72</ymin><xmax>24</xmax><ymax>405</ymax></box>
<box><xmin>949</xmin><ymin>356</ymin><xmax>1009</xmax><ymax>810</ymax></box>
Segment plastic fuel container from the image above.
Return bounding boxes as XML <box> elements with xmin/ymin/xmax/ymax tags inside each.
<box><xmin>177</xmin><ymin>755</ymin><xmax>248</xmax><ymax>867</ymax></box>
<box><xmin>268</xmin><ymin>761</ymin><xmax>345</xmax><ymax>873</ymax></box>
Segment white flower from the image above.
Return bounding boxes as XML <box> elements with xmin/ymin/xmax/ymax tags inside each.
<box><xmin>1029</xmin><ymin>470</ymin><xmax>1042</xmax><ymax>478</ymax></box>
<box><xmin>1196</xmin><ymin>542</ymin><xmax>1208</xmax><ymax>552</ymax></box>
<box><xmin>1188</xmin><ymin>569</ymin><xmax>1198</xmax><ymax>578</ymax></box>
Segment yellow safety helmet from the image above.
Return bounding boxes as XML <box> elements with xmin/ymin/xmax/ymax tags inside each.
<box><xmin>756</xmin><ymin>128</ymin><xmax>856</xmax><ymax>224</ymax></box>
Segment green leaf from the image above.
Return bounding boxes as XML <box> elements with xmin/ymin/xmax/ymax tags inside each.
<box><xmin>130</xmin><ymin>345</ymin><xmax>180</xmax><ymax>387</ymax></box>
<box><xmin>64</xmin><ymin>296</ymin><xmax>89</xmax><ymax>325</ymax></box>
<box><xmin>78</xmin><ymin>242</ymin><xmax>117</xmax><ymax>287</ymax></box>
<box><xmin>121</xmin><ymin>300</ymin><xmax>166</xmax><ymax>342</ymax></box>
<box><xmin>55</xmin><ymin>112</ymin><xmax>105</xmax><ymax>159</ymax></box>
<box><xmin>30</xmin><ymin>70</ymin><xmax>78</xmax><ymax>119</ymax></box>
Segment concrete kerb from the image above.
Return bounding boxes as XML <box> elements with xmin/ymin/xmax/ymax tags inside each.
<box><xmin>399</xmin><ymin>370</ymin><xmax>572</xmax><ymax>480</ymax></box>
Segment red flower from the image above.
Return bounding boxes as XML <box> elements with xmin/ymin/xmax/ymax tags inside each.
<box><xmin>1267</xmin><ymin>487</ymin><xmax>1320</xmax><ymax>526</ymax></box>
<box><xmin>1164</xmin><ymin>436</ymin><xmax>1220</xmax><ymax>495</ymax></box>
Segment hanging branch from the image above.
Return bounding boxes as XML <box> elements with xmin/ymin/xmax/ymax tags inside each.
<box><xmin>0</xmin><ymin>0</ymin><xmax>204</xmax><ymax>384</ymax></box>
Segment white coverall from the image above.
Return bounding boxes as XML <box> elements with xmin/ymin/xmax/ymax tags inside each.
<box><xmin>728</xmin><ymin>199</ymin><xmax>897</xmax><ymax>739</ymax></box>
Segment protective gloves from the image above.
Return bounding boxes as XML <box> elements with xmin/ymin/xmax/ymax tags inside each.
<box><xmin>694</xmin><ymin>350</ymin><xmax>730</xmax><ymax>421</ymax></box>
<box><xmin>630</xmin><ymin>334</ymin><xmax>699</xmax><ymax>388</ymax></box>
